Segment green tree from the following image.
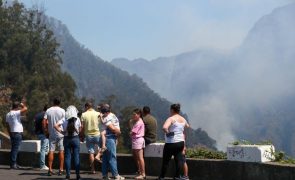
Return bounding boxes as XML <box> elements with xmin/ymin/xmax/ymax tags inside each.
<box><xmin>0</xmin><ymin>1</ymin><xmax>79</xmax><ymax>138</ymax></box>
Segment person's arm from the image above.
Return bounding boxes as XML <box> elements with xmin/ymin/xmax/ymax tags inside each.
<box><xmin>162</xmin><ymin>118</ymin><xmax>172</xmax><ymax>133</ymax></box>
<box><xmin>54</xmin><ymin>120</ymin><xmax>63</xmax><ymax>133</ymax></box>
<box><xmin>80</xmin><ymin>116</ymin><xmax>85</xmax><ymax>142</ymax></box>
<box><xmin>78</xmin><ymin>119</ymin><xmax>82</xmax><ymax>133</ymax></box>
<box><xmin>80</xmin><ymin>121</ymin><xmax>85</xmax><ymax>134</ymax></box>
<box><xmin>107</xmin><ymin>123</ymin><xmax>121</xmax><ymax>136</ymax></box>
<box><xmin>185</xmin><ymin>121</ymin><xmax>190</xmax><ymax>128</ymax></box>
<box><xmin>19</xmin><ymin>103</ymin><xmax>28</xmax><ymax>115</ymax></box>
<box><xmin>42</xmin><ymin>118</ymin><xmax>49</xmax><ymax>137</ymax></box>
<box><xmin>6</xmin><ymin>122</ymin><xmax>11</xmax><ymax>136</ymax></box>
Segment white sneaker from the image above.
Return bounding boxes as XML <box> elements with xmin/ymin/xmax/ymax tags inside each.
<box><xmin>40</xmin><ymin>165</ymin><xmax>49</xmax><ymax>171</ymax></box>
<box><xmin>113</xmin><ymin>175</ymin><xmax>125</xmax><ymax>179</ymax></box>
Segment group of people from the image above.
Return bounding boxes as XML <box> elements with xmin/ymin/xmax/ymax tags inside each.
<box><xmin>6</xmin><ymin>97</ymin><xmax>190</xmax><ymax>180</ymax></box>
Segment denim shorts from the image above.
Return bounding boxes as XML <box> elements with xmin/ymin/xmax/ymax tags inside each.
<box><xmin>86</xmin><ymin>135</ymin><xmax>101</xmax><ymax>154</ymax></box>
<box><xmin>49</xmin><ymin>137</ymin><xmax>64</xmax><ymax>151</ymax></box>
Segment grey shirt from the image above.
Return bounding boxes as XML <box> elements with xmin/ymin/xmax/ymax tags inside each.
<box><xmin>44</xmin><ymin>106</ymin><xmax>65</xmax><ymax>139</ymax></box>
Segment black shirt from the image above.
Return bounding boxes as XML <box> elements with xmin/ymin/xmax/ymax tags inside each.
<box><xmin>34</xmin><ymin>112</ymin><xmax>45</xmax><ymax>135</ymax></box>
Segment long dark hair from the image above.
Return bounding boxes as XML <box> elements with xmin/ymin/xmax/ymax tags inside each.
<box><xmin>67</xmin><ymin>117</ymin><xmax>77</xmax><ymax>136</ymax></box>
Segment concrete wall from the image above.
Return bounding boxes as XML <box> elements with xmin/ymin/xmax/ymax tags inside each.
<box><xmin>1</xmin><ymin>149</ymin><xmax>295</xmax><ymax>179</ymax></box>
<box><xmin>0</xmin><ymin>131</ymin><xmax>10</xmax><ymax>149</ymax></box>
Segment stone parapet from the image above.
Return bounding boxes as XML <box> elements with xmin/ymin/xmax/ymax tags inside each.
<box><xmin>227</xmin><ymin>144</ymin><xmax>275</xmax><ymax>162</ymax></box>
<box><xmin>1</xmin><ymin>149</ymin><xmax>295</xmax><ymax>180</ymax></box>
<box><xmin>0</xmin><ymin>131</ymin><xmax>10</xmax><ymax>149</ymax></box>
<box><xmin>144</xmin><ymin>143</ymin><xmax>164</xmax><ymax>157</ymax></box>
<box><xmin>18</xmin><ymin>140</ymin><xmax>91</xmax><ymax>153</ymax></box>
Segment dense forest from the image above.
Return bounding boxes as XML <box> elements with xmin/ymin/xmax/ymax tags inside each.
<box><xmin>0</xmin><ymin>0</ymin><xmax>217</xmax><ymax>151</ymax></box>
<box><xmin>0</xmin><ymin>0</ymin><xmax>80</xmax><ymax>138</ymax></box>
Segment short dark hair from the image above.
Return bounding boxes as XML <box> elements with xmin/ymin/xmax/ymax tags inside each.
<box><xmin>170</xmin><ymin>103</ymin><xmax>181</xmax><ymax>113</ymax></box>
<box><xmin>133</xmin><ymin>108</ymin><xmax>142</xmax><ymax>116</ymax></box>
<box><xmin>85</xmin><ymin>102</ymin><xmax>93</xmax><ymax>109</ymax></box>
<box><xmin>142</xmin><ymin>106</ymin><xmax>150</xmax><ymax>114</ymax></box>
<box><xmin>53</xmin><ymin>97</ymin><xmax>61</xmax><ymax>105</ymax></box>
<box><xmin>43</xmin><ymin>104</ymin><xmax>48</xmax><ymax>111</ymax></box>
<box><xmin>12</xmin><ymin>101</ymin><xmax>20</xmax><ymax>109</ymax></box>
<box><xmin>100</xmin><ymin>104</ymin><xmax>111</xmax><ymax>114</ymax></box>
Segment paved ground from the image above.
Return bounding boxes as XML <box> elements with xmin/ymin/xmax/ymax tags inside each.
<box><xmin>0</xmin><ymin>165</ymin><xmax>166</xmax><ymax>180</ymax></box>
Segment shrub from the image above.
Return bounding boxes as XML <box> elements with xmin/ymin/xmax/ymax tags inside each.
<box><xmin>186</xmin><ymin>147</ymin><xmax>226</xmax><ymax>159</ymax></box>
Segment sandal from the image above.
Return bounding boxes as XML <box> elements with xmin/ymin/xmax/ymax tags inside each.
<box><xmin>135</xmin><ymin>174</ymin><xmax>146</xmax><ymax>179</ymax></box>
<box><xmin>57</xmin><ymin>170</ymin><xmax>64</xmax><ymax>176</ymax></box>
<box><xmin>94</xmin><ymin>151</ymin><xmax>103</xmax><ymax>163</ymax></box>
<box><xmin>94</xmin><ymin>155</ymin><xmax>103</xmax><ymax>163</ymax></box>
<box><xmin>47</xmin><ymin>170</ymin><xmax>55</xmax><ymax>176</ymax></box>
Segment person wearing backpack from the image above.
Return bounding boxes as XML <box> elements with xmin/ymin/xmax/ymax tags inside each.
<box><xmin>55</xmin><ymin>105</ymin><xmax>81</xmax><ymax>180</ymax></box>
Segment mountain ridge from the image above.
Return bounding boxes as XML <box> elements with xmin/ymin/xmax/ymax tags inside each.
<box><xmin>111</xmin><ymin>3</ymin><xmax>295</xmax><ymax>153</ymax></box>
<box><xmin>44</xmin><ymin>16</ymin><xmax>217</xmax><ymax>149</ymax></box>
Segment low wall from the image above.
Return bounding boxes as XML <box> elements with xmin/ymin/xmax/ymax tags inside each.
<box><xmin>227</xmin><ymin>145</ymin><xmax>275</xmax><ymax>162</ymax></box>
<box><xmin>0</xmin><ymin>131</ymin><xmax>10</xmax><ymax>149</ymax></box>
<box><xmin>1</xmin><ymin>149</ymin><xmax>295</xmax><ymax>179</ymax></box>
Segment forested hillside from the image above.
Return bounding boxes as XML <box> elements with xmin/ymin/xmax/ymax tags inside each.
<box><xmin>0</xmin><ymin>1</ymin><xmax>79</xmax><ymax>138</ymax></box>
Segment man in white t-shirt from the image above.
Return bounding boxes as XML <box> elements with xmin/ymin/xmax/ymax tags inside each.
<box><xmin>43</xmin><ymin>98</ymin><xmax>65</xmax><ymax>176</ymax></box>
<box><xmin>6</xmin><ymin>101</ymin><xmax>28</xmax><ymax>169</ymax></box>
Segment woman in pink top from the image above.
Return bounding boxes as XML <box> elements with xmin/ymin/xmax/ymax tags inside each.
<box><xmin>130</xmin><ymin>108</ymin><xmax>146</xmax><ymax>179</ymax></box>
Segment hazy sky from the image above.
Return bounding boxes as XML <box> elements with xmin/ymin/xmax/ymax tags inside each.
<box><xmin>20</xmin><ymin>0</ymin><xmax>294</xmax><ymax>61</ymax></box>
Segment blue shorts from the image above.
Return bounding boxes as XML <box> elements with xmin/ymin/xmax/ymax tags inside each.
<box><xmin>86</xmin><ymin>135</ymin><xmax>101</xmax><ymax>154</ymax></box>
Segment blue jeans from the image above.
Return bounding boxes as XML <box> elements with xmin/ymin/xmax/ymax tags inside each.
<box><xmin>37</xmin><ymin>134</ymin><xmax>49</xmax><ymax>168</ymax></box>
<box><xmin>102</xmin><ymin>136</ymin><xmax>118</xmax><ymax>177</ymax></box>
<box><xmin>64</xmin><ymin>136</ymin><xmax>80</xmax><ymax>177</ymax></box>
<box><xmin>10</xmin><ymin>132</ymin><xmax>22</xmax><ymax>166</ymax></box>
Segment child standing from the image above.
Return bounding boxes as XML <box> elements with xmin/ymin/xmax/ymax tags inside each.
<box><xmin>131</xmin><ymin>108</ymin><xmax>146</xmax><ymax>179</ymax></box>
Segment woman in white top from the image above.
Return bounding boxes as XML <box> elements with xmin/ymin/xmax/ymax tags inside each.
<box><xmin>159</xmin><ymin>103</ymin><xmax>189</xmax><ymax>179</ymax></box>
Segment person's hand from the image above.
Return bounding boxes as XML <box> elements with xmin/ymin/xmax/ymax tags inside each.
<box><xmin>102</xmin><ymin>145</ymin><xmax>107</xmax><ymax>150</ymax></box>
<box><xmin>80</xmin><ymin>134</ymin><xmax>85</xmax><ymax>142</ymax></box>
<box><xmin>182</xmin><ymin>146</ymin><xmax>186</xmax><ymax>155</ymax></box>
<box><xmin>166</xmin><ymin>132</ymin><xmax>174</xmax><ymax>137</ymax></box>
<box><xmin>115</xmin><ymin>131</ymin><xmax>121</xmax><ymax>137</ymax></box>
